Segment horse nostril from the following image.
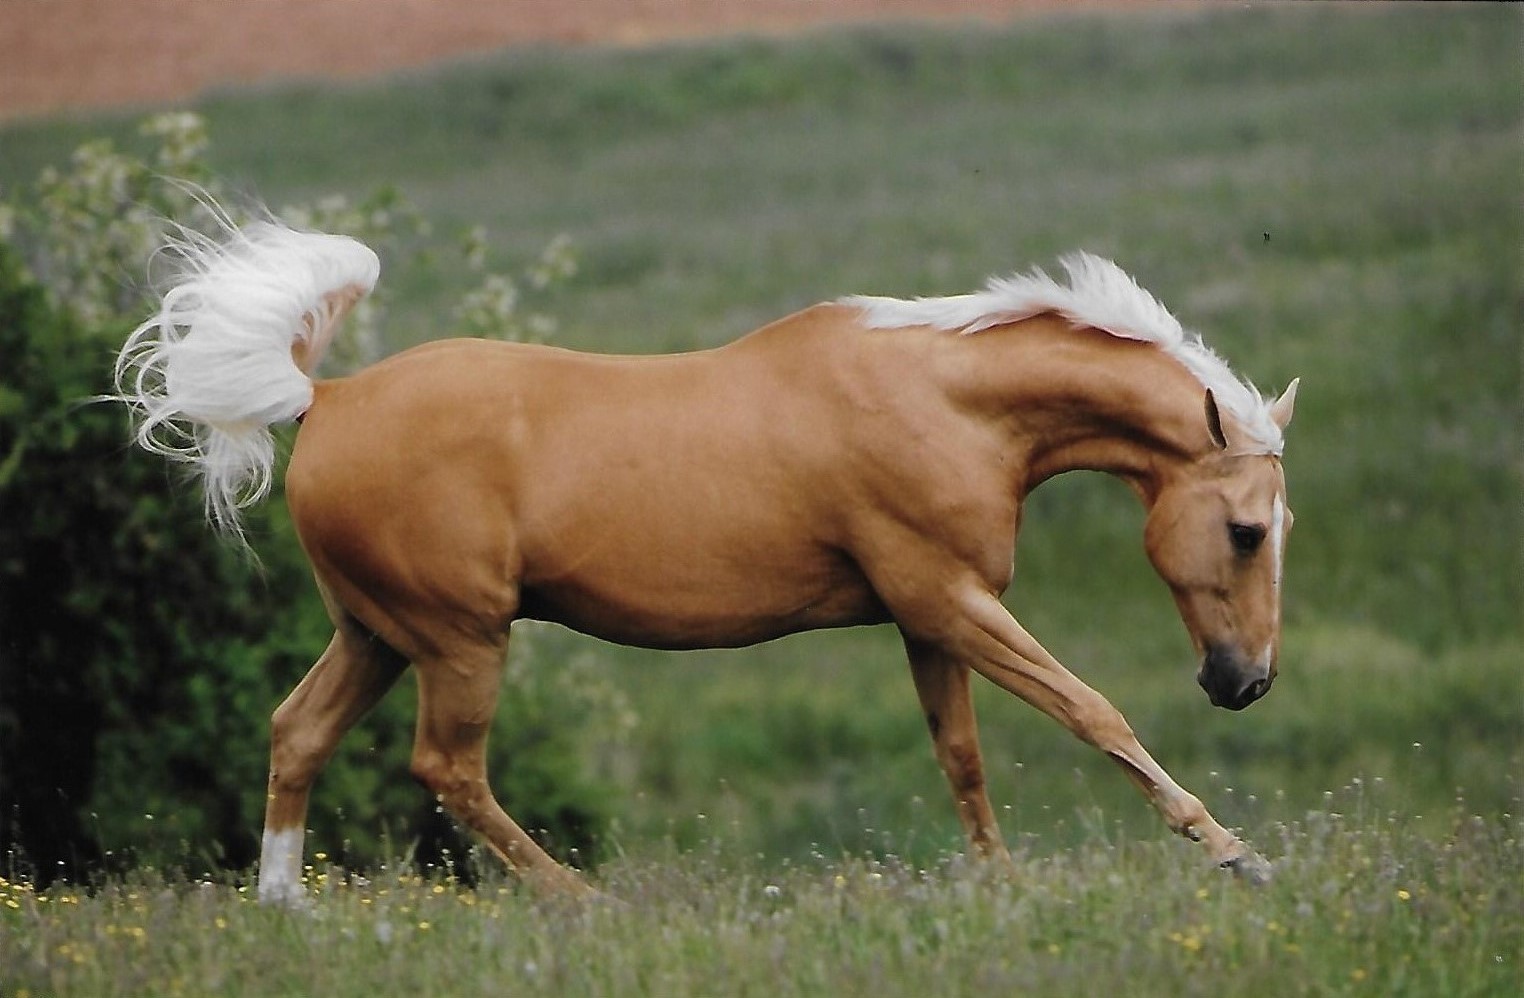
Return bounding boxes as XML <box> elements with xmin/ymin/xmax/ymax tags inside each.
<box><xmin>1242</xmin><ymin>676</ymin><xmax>1271</xmax><ymax>705</ymax></box>
<box><xmin>1199</xmin><ymin>649</ymin><xmax>1273</xmax><ymax>710</ymax></box>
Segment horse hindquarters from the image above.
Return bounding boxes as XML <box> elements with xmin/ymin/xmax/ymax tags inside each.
<box><xmin>285</xmin><ymin>383</ymin><xmax>603</xmax><ymax>897</ymax></box>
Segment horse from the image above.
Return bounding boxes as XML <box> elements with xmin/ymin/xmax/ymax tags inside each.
<box><xmin>115</xmin><ymin>221</ymin><xmax>1298</xmax><ymax>904</ymax></box>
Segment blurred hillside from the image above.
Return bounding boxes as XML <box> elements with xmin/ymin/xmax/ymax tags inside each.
<box><xmin>0</xmin><ymin>0</ymin><xmax>1154</xmax><ymax>121</ymax></box>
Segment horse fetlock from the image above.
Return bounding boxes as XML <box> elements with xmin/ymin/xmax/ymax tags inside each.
<box><xmin>1175</xmin><ymin>811</ymin><xmax>1247</xmax><ymax>867</ymax></box>
<box><xmin>257</xmin><ymin>825</ymin><xmax>305</xmax><ymax>896</ymax></box>
<box><xmin>257</xmin><ymin>879</ymin><xmax>316</xmax><ymax>911</ymax></box>
<box><xmin>524</xmin><ymin>862</ymin><xmax>598</xmax><ymax>899</ymax></box>
<box><xmin>978</xmin><ymin>841</ymin><xmax>1018</xmax><ymax>875</ymax></box>
<box><xmin>1165</xmin><ymin>798</ymin><xmax>1209</xmax><ymax>839</ymax></box>
<box><xmin>966</xmin><ymin>825</ymin><xmax>1011</xmax><ymax>859</ymax></box>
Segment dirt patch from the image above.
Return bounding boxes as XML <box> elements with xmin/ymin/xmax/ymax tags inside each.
<box><xmin>0</xmin><ymin>0</ymin><xmax>1173</xmax><ymax>122</ymax></box>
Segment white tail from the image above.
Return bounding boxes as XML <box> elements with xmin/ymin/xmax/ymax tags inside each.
<box><xmin>114</xmin><ymin>219</ymin><xmax>380</xmax><ymax>541</ymax></box>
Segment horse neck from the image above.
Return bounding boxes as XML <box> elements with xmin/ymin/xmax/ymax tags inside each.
<box><xmin>948</xmin><ymin>314</ymin><xmax>1215</xmax><ymax>502</ymax></box>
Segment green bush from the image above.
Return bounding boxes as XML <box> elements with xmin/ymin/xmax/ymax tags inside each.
<box><xmin>0</xmin><ymin>116</ymin><xmax>624</xmax><ymax>882</ymax></box>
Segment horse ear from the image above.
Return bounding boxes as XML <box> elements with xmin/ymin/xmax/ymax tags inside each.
<box><xmin>1204</xmin><ymin>390</ymin><xmax>1229</xmax><ymax>451</ymax></box>
<box><xmin>1270</xmin><ymin>377</ymin><xmax>1300</xmax><ymax>432</ymax></box>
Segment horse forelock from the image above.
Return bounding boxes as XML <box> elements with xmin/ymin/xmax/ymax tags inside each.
<box><xmin>840</xmin><ymin>253</ymin><xmax>1285</xmax><ymax>456</ymax></box>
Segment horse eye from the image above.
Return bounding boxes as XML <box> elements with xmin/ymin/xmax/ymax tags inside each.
<box><xmin>1229</xmin><ymin>522</ymin><xmax>1267</xmax><ymax>555</ymax></box>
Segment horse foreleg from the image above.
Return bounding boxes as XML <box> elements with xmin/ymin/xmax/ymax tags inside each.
<box><xmin>409</xmin><ymin>640</ymin><xmax>594</xmax><ymax>898</ymax></box>
<box><xmin>260</xmin><ymin>624</ymin><xmax>406</xmax><ymax>906</ymax></box>
<box><xmin>942</xmin><ymin>587</ymin><xmax>1271</xmax><ymax>883</ymax></box>
<box><xmin>903</xmin><ymin>637</ymin><xmax>1012</xmax><ymax>865</ymax></box>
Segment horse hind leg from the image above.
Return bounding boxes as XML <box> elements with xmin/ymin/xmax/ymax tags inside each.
<box><xmin>259</xmin><ymin>620</ymin><xmax>406</xmax><ymax>906</ymax></box>
<box><xmin>904</xmin><ymin>637</ymin><xmax>1013</xmax><ymax>866</ymax></box>
<box><xmin>409</xmin><ymin>637</ymin><xmax>593</xmax><ymax>897</ymax></box>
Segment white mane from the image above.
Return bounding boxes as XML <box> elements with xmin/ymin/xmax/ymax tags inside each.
<box><xmin>841</xmin><ymin>252</ymin><xmax>1284</xmax><ymax>455</ymax></box>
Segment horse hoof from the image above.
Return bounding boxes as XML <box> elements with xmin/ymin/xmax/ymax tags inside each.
<box><xmin>586</xmin><ymin>887</ymin><xmax>632</xmax><ymax>911</ymax></box>
<box><xmin>259</xmin><ymin>887</ymin><xmax>318</xmax><ymax>915</ymax></box>
<box><xmin>1220</xmin><ymin>850</ymin><xmax>1273</xmax><ymax>886</ymax></box>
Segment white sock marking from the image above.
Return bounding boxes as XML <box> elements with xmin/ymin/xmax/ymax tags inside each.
<box><xmin>258</xmin><ymin>827</ymin><xmax>306</xmax><ymax>906</ymax></box>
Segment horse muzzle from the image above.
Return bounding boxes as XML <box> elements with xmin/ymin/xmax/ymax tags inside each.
<box><xmin>1197</xmin><ymin>646</ymin><xmax>1273</xmax><ymax>711</ymax></box>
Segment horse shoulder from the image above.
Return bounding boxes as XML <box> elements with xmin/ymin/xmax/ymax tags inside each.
<box><xmin>733</xmin><ymin>310</ymin><xmax>1022</xmax><ymax>598</ymax></box>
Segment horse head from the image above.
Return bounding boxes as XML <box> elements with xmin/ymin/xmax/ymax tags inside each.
<box><xmin>1144</xmin><ymin>380</ymin><xmax>1299</xmax><ymax>710</ymax></box>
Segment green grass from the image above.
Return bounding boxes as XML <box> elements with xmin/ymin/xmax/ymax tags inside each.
<box><xmin>3</xmin><ymin>791</ymin><xmax>1520</xmax><ymax>997</ymax></box>
<box><xmin>2</xmin><ymin>0</ymin><xmax>1520</xmax><ymax>940</ymax></box>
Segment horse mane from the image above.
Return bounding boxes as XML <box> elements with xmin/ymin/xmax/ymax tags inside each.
<box><xmin>840</xmin><ymin>253</ymin><xmax>1284</xmax><ymax>455</ymax></box>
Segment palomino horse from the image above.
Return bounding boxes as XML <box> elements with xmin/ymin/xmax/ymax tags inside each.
<box><xmin>116</xmin><ymin>223</ymin><xmax>1297</xmax><ymax>904</ymax></box>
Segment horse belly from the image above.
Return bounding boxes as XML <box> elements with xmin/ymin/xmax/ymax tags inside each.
<box><xmin>517</xmin><ymin>537</ymin><xmax>889</xmax><ymax>650</ymax></box>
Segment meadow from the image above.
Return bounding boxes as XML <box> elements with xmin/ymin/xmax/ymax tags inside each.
<box><xmin>0</xmin><ymin>3</ymin><xmax>1520</xmax><ymax>994</ymax></box>
<box><xmin>1</xmin><ymin>785</ymin><xmax>1520</xmax><ymax>996</ymax></box>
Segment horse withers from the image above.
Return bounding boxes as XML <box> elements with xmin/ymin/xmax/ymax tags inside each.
<box><xmin>115</xmin><ymin>222</ymin><xmax>1297</xmax><ymax>903</ymax></box>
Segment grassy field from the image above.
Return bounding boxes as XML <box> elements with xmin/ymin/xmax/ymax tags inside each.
<box><xmin>1</xmin><ymin>3</ymin><xmax>1520</xmax><ymax>992</ymax></box>
<box><xmin>2</xmin><ymin>788</ymin><xmax>1520</xmax><ymax>996</ymax></box>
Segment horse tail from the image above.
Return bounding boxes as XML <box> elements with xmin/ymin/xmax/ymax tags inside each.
<box><xmin>113</xmin><ymin>218</ymin><xmax>380</xmax><ymax>542</ymax></box>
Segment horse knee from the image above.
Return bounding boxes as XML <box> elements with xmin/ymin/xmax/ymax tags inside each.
<box><xmin>268</xmin><ymin>706</ymin><xmax>329</xmax><ymax>793</ymax></box>
<box><xmin>1162</xmin><ymin>791</ymin><xmax>1211</xmax><ymax>838</ymax></box>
